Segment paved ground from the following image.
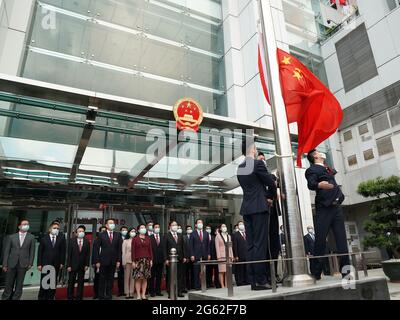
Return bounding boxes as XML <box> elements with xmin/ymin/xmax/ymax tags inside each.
<box><xmin>1</xmin><ymin>268</ymin><xmax>399</xmax><ymax>300</ymax></box>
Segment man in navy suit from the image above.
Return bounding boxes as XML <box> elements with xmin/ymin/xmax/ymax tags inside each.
<box><xmin>232</xmin><ymin>221</ymin><xmax>248</xmax><ymax>286</ymax></box>
<box><xmin>189</xmin><ymin>219</ymin><xmax>210</xmax><ymax>290</ymax></box>
<box><xmin>303</xmin><ymin>225</ymin><xmax>317</xmax><ymax>276</ymax></box>
<box><xmin>305</xmin><ymin>149</ymin><xmax>349</xmax><ymax>280</ymax></box>
<box><xmin>93</xmin><ymin>218</ymin><xmax>123</xmax><ymax>300</ymax></box>
<box><xmin>237</xmin><ymin>140</ymin><xmax>277</xmax><ymax>290</ymax></box>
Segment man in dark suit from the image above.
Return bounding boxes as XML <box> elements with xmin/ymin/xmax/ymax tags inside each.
<box><xmin>149</xmin><ymin>223</ymin><xmax>165</xmax><ymax>297</ymax></box>
<box><xmin>303</xmin><ymin>225</ymin><xmax>317</xmax><ymax>276</ymax></box>
<box><xmin>2</xmin><ymin>219</ymin><xmax>35</xmax><ymax>300</ymax></box>
<box><xmin>37</xmin><ymin>222</ymin><xmax>66</xmax><ymax>300</ymax></box>
<box><xmin>92</xmin><ymin>225</ymin><xmax>106</xmax><ymax>299</ymax></box>
<box><xmin>189</xmin><ymin>219</ymin><xmax>210</xmax><ymax>290</ymax></box>
<box><xmin>164</xmin><ymin>220</ymin><xmax>187</xmax><ymax>298</ymax></box>
<box><xmin>237</xmin><ymin>140</ymin><xmax>277</xmax><ymax>290</ymax></box>
<box><xmin>184</xmin><ymin>225</ymin><xmax>194</xmax><ymax>291</ymax></box>
<box><xmin>93</xmin><ymin>218</ymin><xmax>123</xmax><ymax>300</ymax></box>
<box><xmin>305</xmin><ymin>149</ymin><xmax>349</xmax><ymax>280</ymax></box>
<box><xmin>67</xmin><ymin>225</ymin><xmax>90</xmax><ymax>300</ymax></box>
<box><xmin>232</xmin><ymin>220</ymin><xmax>248</xmax><ymax>286</ymax></box>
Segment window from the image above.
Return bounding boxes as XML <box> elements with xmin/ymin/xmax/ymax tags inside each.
<box><xmin>335</xmin><ymin>23</ymin><xmax>378</xmax><ymax>92</ymax></box>
<box><xmin>376</xmin><ymin>136</ymin><xmax>394</xmax><ymax>156</ymax></box>
<box><xmin>343</xmin><ymin>130</ymin><xmax>353</xmax><ymax>141</ymax></box>
<box><xmin>347</xmin><ymin>155</ymin><xmax>358</xmax><ymax>166</ymax></box>
<box><xmin>372</xmin><ymin>113</ymin><xmax>390</xmax><ymax>134</ymax></box>
<box><xmin>389</xmin><ymin>107</ymin><xmax>400</xmax><ymax>127</ymax></box>
<box><xmin>363</xmin><ymin>149</ymin><xmax>374</xmax><ymax>161</ymax></box>
<box><xmin>358</xmin><ymin>123</ymin><xmax>369</xmax><ymax>135</ymax></box>
<box><xmin>386</xmin><ymin>0</ymin><xmax>400</xmax><ymax>11</ymax></box>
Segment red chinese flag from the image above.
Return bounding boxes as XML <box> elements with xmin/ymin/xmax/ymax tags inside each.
<box><xmin>277</xmin><ymin>48</ymin><xmax>343</xmax><ymax>167</ymax></box>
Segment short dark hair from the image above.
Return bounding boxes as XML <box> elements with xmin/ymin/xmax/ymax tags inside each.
<box><xmin>99</xmin><ymin>225</ymin><xmax>106</xmax><ymax>232</ymax></box>
<box><xmin>168</xmin><ymin>220</ymin><xmax>177</xmax><ymax>226</ymax></box>
<box><xmin>18</xmin><ymin>219</ymin><xmax>29</xmax><ymax>226</ymax></box>
<box><xmin>137</xmin><ymin>224</ymin><xmax>146</xmax><ymax>230</ymax></box>
<box><xmin>105</xmin><ymin>218</ymin><xmax>115</xmax><ymax>225</ymax></box>
<box><xmin>186</xmin><ymin>225</ymin><xmax>192</xmax><ymax>230</ymax></box>
<box><xmin>242</xmin><ymin>139</ymin><xmax>255</xmax><ymax>156</ymax></box>
<box><xmin>195</xmin><ymin>219</ymin><xmax>203</xmax><ymax>224</ymax></box>
<box><xmin>307</xmin><ymin>149</ymin><xmax>317</xmax><ymax>164</ymax></box>
<box><xmin>154</xmin><ymin>223</ymin><xmax>160</xmax><ymax>228</ymax></box>
<box><xmin>258</xmin><ymin>151</ymin><xmax>265</xmax><ymax>157</ymax></box>
<box><xmin>206</xmin><ymin>224</ymin><xmax>212</xmax><ymax>228</ymax></box>
<box><xmin>236</xmin><ymin>221</ymin><xmax>243</xmax><ymax>225</ymax></box>
<box><xmin>120</xmin><ymin>226</ymin><xmax>128</xmax><ymax>231</ymax></box>
<box><xmin>76</xmin><ymin>225</ymin><xmax>86</xmax><ymax>232</ymax></box>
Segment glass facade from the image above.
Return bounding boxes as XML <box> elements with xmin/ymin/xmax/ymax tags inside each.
<box><xmin>23</xmin><ymin>0</ymin><xmax>227</xmax><ymax>115</ymax></box>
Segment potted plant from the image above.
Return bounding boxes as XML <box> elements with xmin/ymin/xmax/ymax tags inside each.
<box><xmin>358</xmin><ymin>176</ymin><xmax>400</xmax><ymax>282</ymax></box>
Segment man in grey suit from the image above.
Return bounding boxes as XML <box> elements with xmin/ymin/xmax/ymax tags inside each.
<box><xmin>2</xmin><ymin>219</ymin><xmax>35</xmax><ymax>300</ymax></box>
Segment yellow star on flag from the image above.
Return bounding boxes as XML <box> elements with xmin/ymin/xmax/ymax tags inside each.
<box><xmin>293</xmin><ymin>68</ymin><xmax>303</xmax><ymax>81</ymax></box>
<box><xmin>282</xmin><ymin>56</ymin><xmax>291</xmax><ymax>65</ymax></box>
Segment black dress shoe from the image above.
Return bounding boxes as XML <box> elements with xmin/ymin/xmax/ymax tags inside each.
<box><xmin>182</xmin><ymin>290</ymin><xmax>188</xmax><ymax>294</ymax></box>
<box><xmin>150</xmin><ymin>293</ymin><xmax>156</xmax><ymax>297</ymax></box>
<box><xmin>178</xmin><ymin>293</ymin><xmax>184</xmax><ymax>298</ymax></box>
<box><xmin>156</xmin><ymin>293</ymin><xmax>163</xmax><ymax>296</ymax></box>
<box><xmin>251</xmin><ymin>284</ymin><xmax>272</xmax><ymax>291</ymax></box>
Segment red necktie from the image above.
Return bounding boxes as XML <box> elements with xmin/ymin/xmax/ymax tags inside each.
<box><xmin>173</xmin><ymin>233</ymin><xmax>178</xmax><ymax>243</ymax></box>
<box><xmin>109</xmin><ymin>232</ymin><xmax>113</xmax><ymax>243</ymax></box>
<box><xmin>200</xmin><ymin>230</ymin><xmax>203</xmax><ymax>242</ymax></box>
<box><xmin>79</xmin><ymin>240</ymin><xmax>82</xmax><ymax>252</ymax></box>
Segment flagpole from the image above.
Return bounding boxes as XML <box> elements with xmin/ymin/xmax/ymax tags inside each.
<box><xmin>258</xmin><ymin>0</ymin><xmax>315</xmax><ymax>287</ymax></box>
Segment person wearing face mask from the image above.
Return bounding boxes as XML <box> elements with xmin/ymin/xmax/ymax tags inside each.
<box><xmin>122</xmin><ymin>228</ymin><xmax>136</xmax><ymax>299</ymax></box>
<box><xmin>149</xmin><ymin>223</ymin><xmax>165</xmax><ymax>297</ymax></box>
<box><xmin>93</xmin><ymin>218</ymin><xmax>123</xmax><ymax>300</ymax></box>
<box><xmin>232</xmin><ymin>221</ymin><xmax>248</xmax><ymax>286</ymax></box>
<box><xmin>132</xmin><ymin>224</ymin><xmax>153</xmax><ymax>300</ymax></box>
<box><xmin>2</xmin><ymin>219</ymin><xmax>35</xmax><ymax>300</ymax></box>
<box><xmin>306</xmin><ymin>149</ymin><xmax>349</xmax><ymax>280</ymax></box>
<box><xmin>147</xmin><ymin>222</ymin><xmax>154</xmax><ymax>237</ymax></box>
<box><xmin>66</xmin><ymin>225</ymin><xmax>90</xmax><ymax>300</ymax></box>
<box><xmin>164</xmin><ymin>220</ymin><xmax>187</xmax><ymax>298</ymax></box>
<box><xmin>37</xmin><ymin>222</ymin><xmax>66</xmax><ymax>300</ymax></box>
<box><xmin>304</xmin><ymin>225</ymin><xmax>317</xmax><ymax>276</ymax></box>
<box><xmin>92</xmin><ymin>225</ymin><xmax>106</xmax><ymax>299</ymax></box>
<box><xmin>184</xmin><ymin>225</ymin><xmax>194</xmax><ymax>291</ymax></box>
<box><xmin>215</xmin><ymin>224</ymin><xmax>234</xmax><ymax>288</ymax></box>
<box><xmin>117</xmin><ymin>226</ymin><xmax>129</xmax><ymax>297</ymax></box>
<box><xmin>189</xmin><ymin>219</ymin><xmax>211</xmax><ymax>290</ymax></box>
<box><xmin>233</xmin><ymin>224</ymin><xmax>239</xmax><ymax>234</ymax></box>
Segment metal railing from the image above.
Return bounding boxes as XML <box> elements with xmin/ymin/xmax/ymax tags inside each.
<box><xmin>182</xmin><ymin>242</ymin><xmax>375</xmax><ymax>298</ymax></box>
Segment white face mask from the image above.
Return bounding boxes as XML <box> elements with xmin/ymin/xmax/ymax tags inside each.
<box><xmin>78</xmin><ymin>232</ymin><xmax>85</xmax><ymax>239</ymax></box>
<box><xmin>238</xmin><ymin>224</ymin><xmax>245</xmax><ymax>231</ymax></box>
<box><xmin>121</xmin><ymin>230</ymin><xmax>128</xmax><ymax>236</ymax></box>
<box><xmin>221</xmin><ymin>227</ymin><xmax>227</xmax><ymax>233</ymax></box>
<box><xmin>130</xmin><ymin>232</ymin><xmax>136</xmax><ymax>238</ymax></box>
<box><xmin>154</xmin><ymin>228</ymin><xmax>160</xmax><ymax>234</ymax></box>
<box><xmin>186</xmin><ymin>229</ymin><xmax>193</xmax><ymax>234</ymax></box>
<box><xmin>51</xmin><ymin>228</ymin><xmax>59</xmax><ymax>236</ymax></box>
<box><xmin>308</xmin><ymin>229</ymin><xmax>314</xmax><ymax>234</ymax></box>
<box><xmin>177</xmin><ymin>228</ymin><xmax>183</xmax><ymax>234</ymax></box>
<box><xmin>108</xmin><ymin>223</ymin><xmax>115</xmax><ymax>231</ymax></box>
<box><xmin>171</xmin><ymin>225</ymin><xmax>178</xmax><ymax>232</ymax></box>
<box><xmin>197</xmin><ymin>223</ymin><xmax>203</xmax><ymax>230</ymax></box>
<box><xmin>206</xmin><ymin>228</ymin><xmax>211</xmax><ymax>234</ymax></box>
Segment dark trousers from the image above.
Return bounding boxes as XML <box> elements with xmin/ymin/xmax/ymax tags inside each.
<box><xmin>206</xmin><ymin>265</ymin><xmax>213</xmax><ymax>287</ymax></box>
<box><xmin>234</xmin><ymin>262</ymin><xmax>248</xmax><ymax>286</ymax></box>
<box><xmin>67</xmin><ymin>269</ymin><xmax>85</xmax><ymax>300</ymax></box>
<box><xmin>117</xmin><ymin>267</ymin><xmax>124</xmax><ymax>295</ymax></box>
<box><xmin>192</xmin><ymin>258</ymin><xmax>207</xmax><ymax>290</ymax></box>
<box><xmin>99</xmin><ymin>265</ymin><xmax>115</xmax><ymax>300</ymax></box>
<box><xmin>149</xmin><ymin>263</ymin><xmax>164</xmax><ymax>295</ymax></box>
<box><xmin>1</xmin><ymin>267</ymin><xmax>28</xmax><ymax>300</ymax></box>
<box><xmin>38</xmin><ymin>267</ymin><xmax>60</xmax><ymax>300</ymax></box>
<box><xmin>93</xmin><ymin>268</ymin><xmax>100</xmax><ymax>298</ymax></box>
<box><xmin>166</xmin><ymin>261</ymin><xmax>185</xmax><ymax>295</ymax></box>
<box><xmin>308</xmin><ymin>258</ymin><xmax>318</xmax><ymax>275</ymax></box>
<box><xmin>268</xmin><ymin>204</ymin><xmax>280</xmax><ymax>279</ymax></box>
<box><xmin>211</xmin><ymin>264</ymin><xmax>221</xmax><ymax>288</ymax></box>
<box><xmin>185</xmin><ymin>261</ymin><xmax>194</xmax><ymax>290</ymax></box>
<box><xmin>244</xmin><ymin>212</ymin><xmax>269</xmax><ymax>286</ymax></box>
<box><xmin>314</xmin><ymin>205</ymin><xmax>349</xmax><ymax>278</ymax></box>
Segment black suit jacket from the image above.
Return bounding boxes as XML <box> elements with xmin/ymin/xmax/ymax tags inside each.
<box><xmin>237</xmin><ymin>157</ymin><xmax>277</xmax><ymax>215</ymax></box>
<box><xmin>164</xmin><ymin>232</ymin><xmax>186</xmax><ymax>262</ymax></box>
<box><xmin>150</xmin><ymin>234</ymin><xmax>165</xmax><ymax>264</ymax></box>
<box><xmin>232</xmin><ymin>231</ymin><xmax>247</xmax><ymax>260</ymax></box>
<box><xmin>67</xmin><ymin>237</ymin><xmax>90</xmax><ymax>271</ymax></box>
<box><xmin>189</xmin><ymin>230</ymin><xmax>210</xmax><ymax>260</ymax></box>
<box><xmin>304</xmin><ymin>233</ymin><xmax>315</xmax><ymax>256</ymax></box>
<box><xmin>93</xmin><ymin>231</ymin><xmax>123</xmax><ymax>266</ymax></box>
<box><xmin>37</xmin><ymin>234</ymin><xmax>66</xmax><ymax>268</ymax></box>
<box><xmin>305</xmin><ymin>164</ymin><xmax>344</xmax><ymax>208</ymax></box>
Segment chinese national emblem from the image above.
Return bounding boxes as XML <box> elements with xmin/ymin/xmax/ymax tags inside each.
<box><xmin>173</xmin><ymin>98</ymin><xmax>203</xmax><ymax>132</ymax></box>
